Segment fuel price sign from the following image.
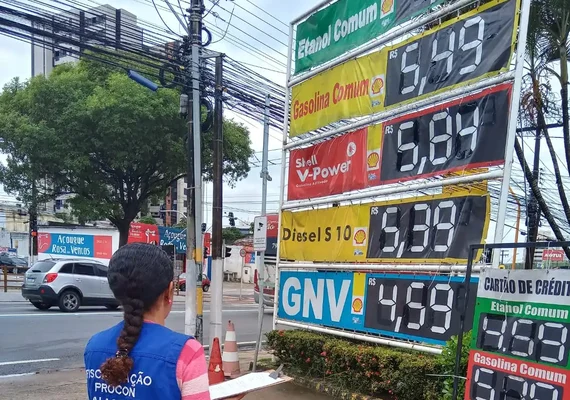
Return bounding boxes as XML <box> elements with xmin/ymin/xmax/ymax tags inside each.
<box><xmin>466</xmin><ymin>269</ymin><xmax>570</xmax><ymax>400</ymax></box>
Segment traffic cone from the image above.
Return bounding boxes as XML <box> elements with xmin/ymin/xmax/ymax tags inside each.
<box><xmin>208</xmin><ymin>337</ymin><xmax>225</xmax><ymax>385</ymax></box>
<box><xmin>222</xmin><ymin>320</ymin><xmax>240</xmax><ymax>377</ymax></box>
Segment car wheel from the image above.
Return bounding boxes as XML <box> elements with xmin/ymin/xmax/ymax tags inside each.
<box><xmin>179</xmin><ymin>283</ymin><xmax>186</xmax><ymax>292</ymax></box>
<box><xmin>202</xmin><ymin>284</ymin><xmax>210</xmax><ymax>292</ymax></box>
<box><xmin>58</xmin><ymin>290</ymin><xmax>81</xmax><ymax>312</ymax></box>
<box><xmin>31</xmin><ymin>301</ymin><xmax>51</xmax><ymax>310</ymax></box>
<box><xmin>105</xmin><ymin>304</ymin><xmax>119</xmax><ymax>310</ymax></box>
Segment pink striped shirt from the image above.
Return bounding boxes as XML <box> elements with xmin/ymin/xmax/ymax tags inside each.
<box><xmin>175</xmin><ymin>339</ymin><xmax>211</xmax><ymax>400</ymax></box>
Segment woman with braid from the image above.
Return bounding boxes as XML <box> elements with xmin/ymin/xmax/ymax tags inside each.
<box><xmin>84</xmin><ymin>243</ymin><xmax>211</xmax><ymax>400</ymax></box>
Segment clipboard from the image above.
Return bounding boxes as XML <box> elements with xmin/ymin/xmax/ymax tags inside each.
<box><xmin>209</xmin><ymin>366</ymin><xmax>292</xmax><ymax>400</ymax></box>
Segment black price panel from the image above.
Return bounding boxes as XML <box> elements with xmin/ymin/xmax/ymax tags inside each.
<box><xmin>476</xmin><ymin>313</ymin><xmax>570</xmax><ymax>368</ymax></box>
<box><xmin>379</xmin><ymin>83</ymin><xmax>512</xmax><ymax>184</ymax></box>
<box><xmin>469</xmin><ymin>366</ymin><xmax>565</xmax><ymax>400</ymax></box>
<box><xmin>365</xmin><ymin>193</ymin><xmax>489</xmax><ymax>263</ymax></box>
<box><xmin>364</xmin><ymin>274</ymin><xmax>478</xmax><ymax>344</ymax></box>
<box><xmin>384</xmin><ymin>0</ymin><xmax>518</xmax><ymax>108</ymax></box>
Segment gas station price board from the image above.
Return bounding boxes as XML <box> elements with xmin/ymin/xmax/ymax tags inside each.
<box><xmin>466</xmin><ymin>269</ymin><xmax>570</xmax><ymax>399</ymax></box>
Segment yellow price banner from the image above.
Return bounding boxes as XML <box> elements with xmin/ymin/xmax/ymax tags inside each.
<box><xmin>280</xmin><ymin>192</ymin><xmax>490</xmax><ymax>263</ymax></box>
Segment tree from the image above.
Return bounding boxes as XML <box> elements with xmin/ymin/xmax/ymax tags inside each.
<box><xmin>174</xmin><ymin>217</ymin><xmax>187</xmax><ymax>229</ymax></box>
<box><xmin>0</xmin><ymin>56</ymin><xmax>254</xmax><ymax>246</ymax></box>
<box><xmin>137</xmin><ymin>215</ymin><xmax>158</xmax><ymax>225</ymax></box>
<box><xmin>515</xmin><ymin>0</ymin><xmax>570</xmax><ymax>264</ymax></box>
<box><xmin>222</xmin><ymin>227</ymin><xmax>244</xmax><ymax>243</ymax></box>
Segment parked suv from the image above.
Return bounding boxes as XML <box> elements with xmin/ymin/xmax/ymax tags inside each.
<box><xmin>21</xmin><ymin>259</ymin><xmax>120</xmax><ymax>312</ymax></box>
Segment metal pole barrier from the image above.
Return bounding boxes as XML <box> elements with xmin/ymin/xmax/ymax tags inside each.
<box><xmin>253</xmin><ymin>94</ymin><xmax>271</xmax><ymax>371</ymax></box>
<box><xmin>210</xmin><ymin>54</ymin><xmax>224</xmax><ymax>347</ymax></box>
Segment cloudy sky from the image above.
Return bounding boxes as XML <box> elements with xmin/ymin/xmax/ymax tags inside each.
<box><xmin>0</xmin><ymin>0</ymin><xmax>321</xmax><ymax>227</ymax></box>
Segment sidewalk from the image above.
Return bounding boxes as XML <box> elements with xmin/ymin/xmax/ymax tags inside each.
<box><xmin>0</xmin><ymin>350</ymin><xmax>330</xmax><ymax>399</ymax></box>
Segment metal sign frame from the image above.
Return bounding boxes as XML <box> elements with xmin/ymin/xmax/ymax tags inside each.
<box><xmin>274</xmin><ymin>0</ymin><xmax>533</xmax><ymax>349</ymax></box>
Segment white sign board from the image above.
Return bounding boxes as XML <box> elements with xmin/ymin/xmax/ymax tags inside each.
<box><xmin>253</xmin><ymin>216</ymin><xmax>267</xmax><ymax>251</ymax></box>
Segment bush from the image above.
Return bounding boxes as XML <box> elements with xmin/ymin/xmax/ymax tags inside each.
<box><xmin>266</xmin><ymin>330</ymin><xmax>442</xmax><ymax>400</ymax></box>
<box><xmin>436</xmin><ymin>331</ymin><xmax>472</xmax><ymax>400</ymax></box>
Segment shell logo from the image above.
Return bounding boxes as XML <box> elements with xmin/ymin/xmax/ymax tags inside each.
<box><xmin>354</xmin><ymin>229</ymin><xmax>367</xmax><ymax>245</ymax></box>
<box><xmin>367</xmin><ymin>152</ymin><xmax>379</xmax><ymax>168</ymax></box>
<box><xmin>371</xmin><ymin>77</ymin><xmax>384</xmax><ymax>95</ymax></box>
<box><xmin>381</xmin><ymin>0</ymin><xmax>394</xmax><ymax>14</ymax></box>
<box><xmin>352</xmin><ymin>298</ymin><xmax>363</xmax><ymax>313</ymax></box>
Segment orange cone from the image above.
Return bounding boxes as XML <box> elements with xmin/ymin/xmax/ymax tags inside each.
<box><xmin>208</xmin><ymin>337</ymin><xmax>225</xmax><ymax>385</ymax></box>
<box><xmin>222</xmin><ymin>320</ymin><xmax>240</xmax><ymax>377</ymax></box>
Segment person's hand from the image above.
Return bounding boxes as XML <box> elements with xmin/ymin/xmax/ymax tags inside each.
<box><xmin>221</xmin><ymin>395</ymin><xmax>246</xmax><ymax>400</ymax></box>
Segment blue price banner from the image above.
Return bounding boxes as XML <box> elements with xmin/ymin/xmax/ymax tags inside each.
<box><xmin>278</xmin><ymin>270</ymin><xmax>477</xmax><ymax>345</ymax></box>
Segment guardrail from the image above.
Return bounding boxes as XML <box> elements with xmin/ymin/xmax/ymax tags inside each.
<box><xmin>2</xmin><ymin>267</ymin><xmax>25</xmax><ymax>293</ymax></box>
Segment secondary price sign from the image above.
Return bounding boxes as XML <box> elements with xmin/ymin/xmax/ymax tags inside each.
<box><xmin>465</xmin><ymin>269</ymin><xmax>570</xmax><ymax>399</ymax></box>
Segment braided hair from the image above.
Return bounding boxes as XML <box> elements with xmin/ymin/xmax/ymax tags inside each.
<box><xmin>100</xmin><ymin>243</ymin><xmax>174</xmax><ymax>386</ymax></box>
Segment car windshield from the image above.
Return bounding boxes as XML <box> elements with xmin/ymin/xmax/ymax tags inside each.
<box><xmin>30</xmin><ymin>261</ymin><xmax>56</xmax><ymax>272</ymax></box>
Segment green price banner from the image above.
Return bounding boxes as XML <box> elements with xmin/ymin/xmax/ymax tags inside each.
<box><xmin>465</xmin><ymin>268</ymin><xmax>570</xmax><ymax>400</ymax></box>
<box><xmin>294</xmin><ymin>0</ymin><xmax>445</xmax><ymax>74</ymax></box>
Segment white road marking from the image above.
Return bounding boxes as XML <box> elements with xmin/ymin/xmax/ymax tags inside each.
<box><xmin>0</xmin><ymin>358</ymin><xmax>60</xmax><ymax>367</ymax></box>
<box><xmin>0</xmin><ymin>308</ymin><xmax>259</xmax><ymax>318</ymax></box>
<box><xmin>0</xmin><ymin>373</ymin><xmax>36</xmax><ymax>379</ymax></box>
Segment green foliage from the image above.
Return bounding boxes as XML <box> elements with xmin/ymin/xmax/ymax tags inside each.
<box><xmin>436</xmin><ymin>331</ymin><xmax>472</xmax><ymax>400</ymax></box>
<box><xmin>174</xmin><ymin>217</ymin><xmax>187</xmax><ymax>229</ymax></box>
<box><xmin>222</xmin><ymin>227</ymin><xmax>244</xmax><ymax>243</ymax></box>
<box><xmin>0</xmin><ymin>54</ymin><xmax>254</xmax><ymax>245</ymax></box>
<box><xmin>266</xmin><ymin>330</ymin><xmax>441</xmax><ymax>400</ymax></box>
<box><xmin>137</xmin><ymin>215</ymin><xmax>158</xmax><ymax>225</ymax></box>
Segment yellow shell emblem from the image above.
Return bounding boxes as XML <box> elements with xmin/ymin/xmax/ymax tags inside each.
<box><xmin>352</xmin><ymin>298</ymin><xmax>363</xmax><ymax>313</ymax></box>
<box><xmin>371</xmin><ymin>77</ymin><xmax>384</xmax><ymax>95</ymax></box>
<box><xmin>354</xmin><ymin>229</ymin><xmax>367</xmax><ymax>245</ymax></box>
<box><xmin>382</xmin><ymin>0</ymin><xmax>394</xmax><ymax>14</ymax></box>
<box><xmin>367</xmin><ymin>152</ymin><xmax>380</xmax><ymax>168</ymax></box>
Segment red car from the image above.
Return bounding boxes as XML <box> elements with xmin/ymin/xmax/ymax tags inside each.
<box><xmin>177</xmin><ymin>273</ymin><xmax>210</xmax><ymax>292</ymax></box>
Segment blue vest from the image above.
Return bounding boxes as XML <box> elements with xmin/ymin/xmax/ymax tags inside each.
<box><xmin>84</xmin><ymin>322</ymin><xmax>192</xmax><ymax>400</ymax></box>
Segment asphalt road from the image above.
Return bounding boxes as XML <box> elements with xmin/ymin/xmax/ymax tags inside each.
<box><xmin>0</xmin><ymin>300</ymin><xmax>274</xmax><ymax>378</ymax></box>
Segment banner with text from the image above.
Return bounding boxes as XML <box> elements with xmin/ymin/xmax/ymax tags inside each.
<box><xmin>278</xmin><ymin>270</ymin><xmax>478</xmax><ymax>345</ymax></box>
<box><xmin>294</xmin><ymin>0</ymin><xmax>446</xmax><ymax>74</ymax></box>
<box><xmin>280</xmin><ymin>192</ymin><xmax>490</xmax><ymax>263</ymax></box>
<box><xmin>465</xmin><ymin>268</ymin><xmax>570</xmax><ymax>399</ymax></box>
<box><xmin>288</xmin><ymin>127</ymin><xmax>377</xmax><ymax>200</ymax></box>
<box><xmin>38</xmin><ymin>232</ymin><xmax>113</xmax><ymax>259</ymax></box>
<box><xmin>290</xmin><ymin>0</ymin><xmax>518</xmax><ymax>136</ymax></box>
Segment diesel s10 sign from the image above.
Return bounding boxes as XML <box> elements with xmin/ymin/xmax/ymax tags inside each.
<box><xmin>277</xmin><ymin>270</ymin><xmax>478</xmax><ymax>345</ymax></box>
<box><xmin>279</xmin><ymin>192</ymin><xmax>490</xmax><ymax>264</ymax></box>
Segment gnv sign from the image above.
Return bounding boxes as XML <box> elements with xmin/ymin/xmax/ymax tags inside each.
<box><xmin>278</xmin><ymin>271</ymin><xmax>361</xmax><ymax>328</ymax></box>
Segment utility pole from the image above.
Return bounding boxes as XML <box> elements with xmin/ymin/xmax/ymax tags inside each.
<box><xmin>210</xmin><ymin>54</ymin><xmax>224</xmax><ymax>347</ymax></box>
<box><xmin>525</xmin><ymin>128</ymin><xmax>542</xmax><ymax>269</ymax></box>
<box><xmin>253</xmin><ymin>94</ymin><xmax>271</xmax><ymax>371</ymax></box>
<box><xmin>183</xmin><ymin>0</ymin><xmax>204</xmax><ymax>343</ymax></box>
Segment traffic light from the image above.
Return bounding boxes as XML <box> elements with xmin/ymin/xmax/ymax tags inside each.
<box><xmin>228</xmin><ymin>212</ymin><xmax>235</xmax><ymax>227</ymax></box>
<box><xmin>201</xmin><ymin>222</ymin><xmax>206</xmax><ymax>233</ymax></box>
<box><xmin>225</xmin><ymin>246</ymin><xmax>232</xmax><ymax>258</ymax></box>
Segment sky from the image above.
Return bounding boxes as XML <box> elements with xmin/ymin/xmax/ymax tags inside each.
<box><xmin>0</xmin><ymin>0</ymin><xmax>569</xmax><ymax>265</ymax></box>
<box><xmin>0</xmin><ymin>0</ymin><xmax>320</xmax><ymax>227</ymax></box>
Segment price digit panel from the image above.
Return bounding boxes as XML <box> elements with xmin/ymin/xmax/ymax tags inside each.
<box><xmin>364</xmin><ymin>274</ymin><xmax>478</xmax><ymax>343</ymax></box>
<box><xmin>379</xmin><ymin>84</ymin><xmax>512</xmax><ymax>184</ymax></box>
<box><xmin>384</xmin><ymin>0</ymin><xmax>518</xmax><ymax>108</ymax></box>
<box><xmin>476</xmin><ymin>313</ymin><xmax>570</xmax><ymax>367</ymax></box>
<box><xmin>366</xmin><ymin>193</ymin><xmax>489</xmax><ymax>262</ymax></box>
<box><xmin>469</xmin><ymin>366</ymin><xmax>565</xmax><ymax>400</ymax></box>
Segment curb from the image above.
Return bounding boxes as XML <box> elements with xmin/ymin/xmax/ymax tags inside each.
<box><xmin>289</xmin><ymin>375</ymin><xmax>384</xmax><ymax>400</ymax></box>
